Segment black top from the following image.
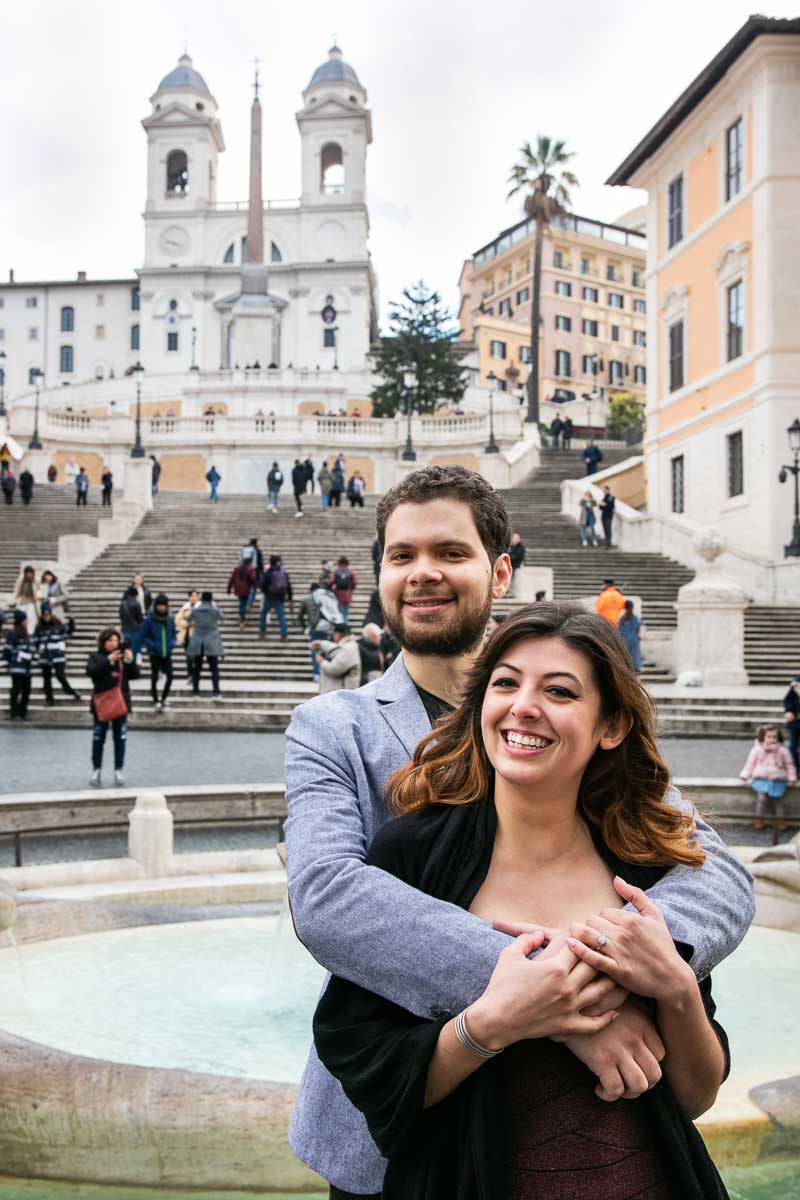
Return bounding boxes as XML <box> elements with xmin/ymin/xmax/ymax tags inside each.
<box><xmin>414</xmin><ymin>682</ymin><xmax>455</xmax><ymax>725</ymax></box>
<box><xmin>509</xmin><ymin>542</ymin><xmax>526</xmax><ymax>570</ymax></box>
<box><xmin>314</xmin><ymin>801</ymin><xmax>729</xmax><ymax>1200</ymax></box>
<box><xmin>86</xmin><ymin>651</ymin><xmax>140</xmax><ymax>716</ymax></box>
<box><xmin>783</xmin><ymin>685</ymin><xmax>800</xmax><ymax>727</ymax></box>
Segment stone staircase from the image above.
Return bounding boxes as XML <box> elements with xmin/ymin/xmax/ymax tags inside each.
<box><xmin>0</xmin><ymin>483</ymin><xmax>113</xmax><ymax>593</ymax></box>
<box><xmin>744</xmin><ymin>608</ymin><xmax>799</xmax><ymax>686</ymax></box>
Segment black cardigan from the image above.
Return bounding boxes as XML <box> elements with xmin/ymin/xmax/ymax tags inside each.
<box><xmin>313</xmin><ymin>800</ymin><xmax>730</xmax><ymax>1200</ymax></box>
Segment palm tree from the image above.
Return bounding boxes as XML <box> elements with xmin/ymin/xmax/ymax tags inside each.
<box><xmin>507</xmin><ymin>137</ymin><xmax>578</xmax><ymax>425</ymax></box>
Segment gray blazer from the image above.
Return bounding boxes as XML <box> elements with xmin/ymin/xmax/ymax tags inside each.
<box><xmin>186</xmin><ymin>603</ymin><xmax>224</xmax><ymax>658</ymax></box>
<box><xmin>285</xmin><ymin>655</ymin><xmax>755</xmax><ymax>1194</ymax></box>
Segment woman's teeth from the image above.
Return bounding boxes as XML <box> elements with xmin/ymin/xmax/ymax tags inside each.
<box><xmin>503</xmin><ymin>731</ymin><xmax>551</xmax><ymax>749</ymax></box>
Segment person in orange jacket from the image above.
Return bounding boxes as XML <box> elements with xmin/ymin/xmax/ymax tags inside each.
<box><xmin>594</xmin><ymin>578</ymin><xmax>626</xmax><ymax>625</ymax></box>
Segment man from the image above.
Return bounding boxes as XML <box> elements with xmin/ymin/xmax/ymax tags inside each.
<box><xmin>311</xmin><ymin>622</ymin><xmax>361</xmax><ymax>693</ymax></box>
<box><xmin>595</xmin><ymin>577</ymin><xmax>626</xmax><ymax>625</ymax></box>
<box><xmin>19</xmin><ymin>468</ymin><xmax>34</xmax><ymax>506</ymax></box>
<box><xmin>259</xmin><ymin>555</ymin><xmax>292</xmax><ymax>640</ymax></box>
<box><xmin>297</xmin><ymin>580</ymin><xmax>342</xmax><ymax>681</ymax></box>
<box><xmin>266</xmin><ymin>462</ymin><xmax>283</xmax><ymax>512</ymax></box>
<box><xmin>291</xmin><ymin>459</ymin><xmax>307</xmax><ymax>519</ymax></box>
<box><xmin>582</xmin><ymin>438</ymin><xmax>603</xmax><ymax>475</ymax></box>
<box><xmin>150</xmin><ymin>455</ymin><xmax>161</xmax><ymax>497</ymax></box>
<box><xmin>285</xmin><ymin>465</ymin><xmax>754</xmax><ymax>1197</ymax></box>
<box><xmin>508</xmin><ymin>530</ymin><xmax>525</xmax><ymax>596</ymax></box>
<box><xmin>206</xmin><ymin>464</ymin><xmax>221</xmax><ymax>502</ymax></box>
<box><xmin>140</xmin><ymin>593</ymin><xmax>177</xmax><ymax>711</ymax></box>
<box><xmin>550</xmin><ymin>415</ymin><xmax>563</xmax><ymax>449</ymax></box>
<box><xmin>599</xmin><ymin>484</ymin><xmax>616</xmax><ymax>548</ymax></box>
<box><xmin>75</xmin><ymin>466</ymin><xmax>89</xmax><ymax>506</ymax></box>
<box><xmin>329</xmin><ymin>557</ymin><xmax>356</xmax><ymax>623</ymax></box>
<box><xmin>304</xmin><ymin>455</ymin><xmax>316</xmax><ymax>494</ymax></box>
<box><xmin>783</xmin><ymin>674</ymin><xmax>800</xmax><ymax>772</ymax></box>
<box><xmin>562</xmin><ymin>416</ymin><xmax>574</xmax><ymax>449</ymax></box>
<box><xmin>33</xmin><ymin>602</ymin><xmax>81</xmax><ymax>705</ymax></box>
<box><xmin>317</xmin><ymin>461</ymin><xmax>333</xmax><ymax>510</ymax></box>
<box><xmin>329</xmin><ymin>461</ymin><xmax>345</xmax><ymax>508</ymax></box>
<box><xmin>3</xmin><ymin>610</ymin><xmax>34</xmax><ymax>721</ymax></box>
<box><xmin>1</xmin><ymin>468</ymin><xmax>15</xmax><ymax>505</ymax></box>
<box><xmin>101</xmin><ymin>465</ymin><xmax>113</xmax><ymax>507</ymax></box>
<box><xmin>535</xmin><ymin>589</ymin><xmax>547</xmax><ymax>601</ymax></box>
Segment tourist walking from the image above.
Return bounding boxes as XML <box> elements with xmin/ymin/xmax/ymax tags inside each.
<box><xmin>549</xmin><ymin>415</ymin><xmax>563</xmax><ymax>449</ymax></box>
<box><xmin>75</xmin><ymin>467</ymin><xmax>90</xmax><ymax>506</ymax></box>
<box><xmin>297</xmin><ymin>581</ymin><xmax>342</xmax><ymax>681</ymax></box>
<box><xmin>241</xmin><ymin>537</ymin><xmax>264</xmax><ymax>610</ymax></box>
<box><xmin>783</xmin><ymin>675</ymin><xmax>800</xmax><ymax>773</ymax></box>
<box><xmin>14</xmin><ymin>565</ymin><xmax>41</xmax><ymax>629</ymax></box>
<box><xmin>291</xmin><ymin>459</ymin><xmax>307</xmax><ymax>518</ymax></box>
<box><xmin>1</xmin><ymin>468</ymin><xmax>15</xmax><ymax>504</ymax></box>
<box><xmin>304</xmin><ymin>456</ymin><xmax>316</xmax><ymax>494</ymax></box>
<box><xmin>508</xmin><ymin>531</ymin><xmax>525</xmax><ymax>595</ymax></box>
<box><xmin>582</xmin><ymin>438</ymin><xmax>603</xmax><ymax>475</ymax></box>
<box><xmin>0</xmin><ymin>443</ymin><xmax>11</xmax><ymax>475</ymax></box>
<box><xmin>227</xmin><ymin>557</ymin><xmax>257</xmax><ymax>629</ymax></box>
<box><xmin>347</xmin><ymin>471</ymin><xmax>366</xmax><ymax>508</ymax></box>
<box><xmin>267</xmin><ymin>462</ymin><xmax>283</xmax><ymax>512</ymax></box>
<box><xmin>86</xmin><ymin>627</ymin><xmax>139</xmax><ymax>786</ymax></box>
<box><xmin>19</xmin><ymin>468</ymin><xmax>34</xmax><ymax>505</ymax></box>
<box><xmin>47</xmin><ymin>464</ymin><xmax>57</xmax><ymax>483</ymax></box>
<box><xmin>187</xmin><ymin>592</ymin><xmax>224</xmax><ymax>700</ymax></box>
<box><xmin>34</xmin><ymin>603</ymin><xmax>81</xmax><ymax>705</ymax></box>
<box><xmin>311</xmin><ymin>623</ymin><xmax>361</xmax><ymax>693</ymax></box>
<box><xmin>330</xmin><ymin>557</ymin><xmax>356</xmax><ymax>623</ymax></box>
<box><xmin>599</xmin><ymin>484</ymin><xmax>616</xmax><ymax>548</ymax></box>
<box><xmin>595</xmin><ymin>577</ymin><xmax>626</xmax><ymax>625</ymax></box>
<box><xmin>317</xmin><ymin>461</ymin><xmax>333</xmax><ymax>510</ymax></box>
<box><xmin>740</xmin><ymin>724</ymin><xmax>796</xmax><ymax>832</ymax></box>
<box><xmin>175</xmin><ymin>589</ymin><xmax>199</xmax><ymax>681</ymax></box>
<box><xmin>618</xmin><ymin>599</ymin><xmax>643</xmax><ymax>673</ymax></box>
<box><xmin>259</xmin><ymin>555</ymin><xmax>293</xmax><ymax>640</ymax></box>
<box><xmin>40</xmin><ymin>569</ymin><xmax>73</xmax><ymax>632</ymax></box>
<box><xmin>562</xmin><ymin>416</ymin><xmax>573</xmax><ymax>449</ymax></box>
<box><xmin>140</xmin><ymin>594</ymin><xmax>177</xmax><ymax>711</ymax></box>
<box><xmin>150</xmin><ymin>455</ymin><xmax>161</xmax><ymax>496</ymax></box>
<box><xmin>3</xmin><ymin>611</ymin><xmax>34</xmax><ymax>721</ymax></box>
<box><xmin>206</xmin><ymin>465</ymin><xmax>221</xmax><ymax>502</ymax></box>
<box><xmin>101</xmin><ymin>465</ymin><xmax>113</xmax><ymax>506</ymax></box>
<box><xmin>329</xmin><ymin>462</ymin><xmax>345</xmax><ymax>508</ymax></box>
<box><xmin>579</xmin><ymin>491</ymin><xmax>599</xmax><ymax>547</ymax></box>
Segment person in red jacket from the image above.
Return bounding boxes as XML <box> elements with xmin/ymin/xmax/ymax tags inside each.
<box><xmin>329</xmin><ymin>557</ymin><xmax>357</xmax><ymax>623</ymax></box>
<box><xmin>227</xmin><ymin>558</ymin><xmax>257</xmax><ymax>629</ymax></box>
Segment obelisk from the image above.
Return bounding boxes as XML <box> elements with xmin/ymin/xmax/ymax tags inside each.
<box><xmin>242</xmin><ymin>62</ymin><xmax>267</xmax><ymax>292</ymax></box>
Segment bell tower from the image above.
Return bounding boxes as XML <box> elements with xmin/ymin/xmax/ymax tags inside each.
<box><xmin>296</xmin><ymin>45</ymin><xmax>372</xmax><ymax>207</ymax></box>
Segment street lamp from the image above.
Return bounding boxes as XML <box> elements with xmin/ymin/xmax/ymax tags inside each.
<box><xmin>485</xmin><ymin>371</ymin><xmax>500</xmax><ymax>454</ymax></box>
<box><xmin>29</xmin><ymin>367</ymin><xmax>44</xmax><ymax>450</ymax></box>
<box><xmin>190</xmin><ymin>325</ymin><xmax>199</xmax><ymax>371</ymax></box>
<box><xmin>401</xmin><ymin>363</ymin><xmax>417</xmax><ymax>462</ymax></box>
<box><xmin>779</xmin><ymin>418</ymin><xmax>800</xmax><ymax>557</ymax></box>
<box><xmin>130</xmin><ymin>361</ymin><xmax>146</xmax><ymax>458</ymax></box>
<box><xmin>0</xmin><ymin>350</ymin><xmax>6</xmax><ymax>418</ymax></box>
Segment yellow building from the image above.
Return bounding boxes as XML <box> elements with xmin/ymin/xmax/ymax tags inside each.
<box><xmin>459</xmin><ymin>211</ymin><xmax>648</xmax><ymax>431</ymax></box>
<box><xmin>608</xmin><ymin>14</ymin><xmax>800</xmax><ymax>562</ymax></box>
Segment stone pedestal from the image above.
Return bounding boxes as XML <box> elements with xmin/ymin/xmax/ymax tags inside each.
<box><xmin>674</xmin><ymin>529</ymin><xmax>749</xmax><ymax>687</ymax></box>
<box><xmin>128</xmin><ymin>792</ymin><xmax>173</xmax><ymax>877</ymax></box>
<box><xmin>121</xmin><ymin>457</ymin><xmax>154</xmax><ymax>512</ymax></box>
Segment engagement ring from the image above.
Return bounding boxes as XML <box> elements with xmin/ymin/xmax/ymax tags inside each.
<box><xmin>597</xmin><ymin>933</ymin><xmax>608</xmax><ymax>949</ymax></box>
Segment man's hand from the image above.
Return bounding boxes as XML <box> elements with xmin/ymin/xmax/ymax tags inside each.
<box><xmin>563</xmin><ymin>999</ymin><xmax>665</xmax><ymax>1101</ymax></box>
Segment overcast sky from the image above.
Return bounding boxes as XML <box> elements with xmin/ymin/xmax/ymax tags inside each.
<box><xmin>3</xmin><ymin>0</ymin><xmax>797</xmax><ymax>328</ymax></box>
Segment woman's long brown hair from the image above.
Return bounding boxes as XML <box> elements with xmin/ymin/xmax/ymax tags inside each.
<box><xmin>388</xmin><ymin>603</ymin><xmax>704</xmax><ymax>868</ymax></box>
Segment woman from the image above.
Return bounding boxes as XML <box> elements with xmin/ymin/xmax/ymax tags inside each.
<box><xmin>187</xmin><ymin>591</ymin><xmax>224</xmax><ymax>700</ymax></box>
<box><xmin>314</xmin><ymin>605</ymin><xmax>732</xmax><ymax>1199</ymax></box>
<box><xmin>227</xmin><ymin>558</ymin><xmax>257</xmax><ymax>629</ymax></box>
<box><xmin>34</xmin><ymin>602</ymin><xmax>81</xmax><ymax>705</ymax></box>
<box><xmin>40</xmin><ymin>569</ymin><xmax>72</xmax><ymax>631</ymax></box>
<box><xmin>618</xmin><ymin>598</ymin><xmax>644</xmax><ymax>674</ymax></box>
<box><xmin>86</xmin><ymin>627</ymin><xmax>140</xmax><ymax>787</ymax></box>
<box><xmin>140</xmin><ymin>593</ymin><xmax>177</xmax><ymax>712</ymax></box>
<box><xmin>579</xmin><ymin>490</ymin><xmax>598</xmax><ymax>547</ymax></box>
<box><xmin>14</xmin><ymin>565</ymin><xmax>41</xmax><ymax>629</ymax></box>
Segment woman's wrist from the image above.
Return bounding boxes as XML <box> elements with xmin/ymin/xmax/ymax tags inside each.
<box><xmin>463</xmin><ymin>998</ymin><xmax>509</xmax><ymax>1053</ymax></box>
<box><xmin>654</xmin><ymin>959</ymin><xmax>698</xmax><ymax>1013</ymax></box>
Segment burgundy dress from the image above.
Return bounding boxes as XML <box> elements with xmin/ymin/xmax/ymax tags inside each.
<box><xmin>502</xmin><ymin>1038</ymin><xmax>671</xmax><ymax>1199</ymax></box>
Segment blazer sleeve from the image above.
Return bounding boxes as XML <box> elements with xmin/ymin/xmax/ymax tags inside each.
<box><xmin>639</xmin><ymin>786</ymin><xmax>754</xmax><ymax>978</ymax></box>
<box><xmin>284</xmin><ymin>699</ymin><xmax>512</xmax><ymax>1019</ymax></box>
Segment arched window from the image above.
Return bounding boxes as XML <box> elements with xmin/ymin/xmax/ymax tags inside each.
<box><xmin>271</xmin><ymin>241</ymin><xmax>282</xmax><ymax>263</ymax></box>
<box><xmin>320</xmin><ymin>143</ymin><xmax>344</xmax><ymax>194</ymax></box>
<box><xmin>166</xmin><ymin>150</ymin><xmax>189</xmax><ymax>196</ymax></box>
<box><xmin>223</xmin><ymin>242</ymin><xmax>234</xmax><ymax>263</ymax></box>
<box><xmin>60</xmin><ymin>306</ymin><xmax>74</xmax><ymax>333</ymax></box>
<box><xmin>60</xmin><ymin>345</ymin><xmax>74</xmax><ymax>373</ymax></box>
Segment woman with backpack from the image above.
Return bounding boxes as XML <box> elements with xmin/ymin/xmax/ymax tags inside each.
<box><xmin>330</xmin><ymin>557</ymin><xmax>357</xmax><ymax>623</ymax></box>
<box><xmin>347</xmin><ymin>471</ymin><xmax>366</xmax><ymax>508</ymax></box>
<box><xmin>227</xmin><ymin>557</ymin><xmax>258</xmax><ymax>630</ymax></box>
<box><xmin>329</xmin><ymin>463</ymin><xmax>345</xmax><ymax>508</ymax></box>
<box><xmin>86</xmin><ymin>627</ymin><xmax>140</xmax><ymax>787</ymax></box>
<box><xmin>259</xmin><ymin>555</ymin><xmax>293</xmax><ymax>640</ymax></box>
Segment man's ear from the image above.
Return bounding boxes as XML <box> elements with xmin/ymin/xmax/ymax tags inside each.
<box><xmin>598</xmin><ymin>710</ymin><xmax>633</xmax><ymax>751</ymax></box>
<box><xmin>492</xmin><ymin>553</ymin><xmax>513</xmax><ymax>599</ymax></box>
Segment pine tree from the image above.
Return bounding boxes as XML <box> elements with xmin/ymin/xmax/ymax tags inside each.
<box><xmin>369</xmin><ymin>281</ymin><xmax>467</xmax><ymax>418</ymax></box>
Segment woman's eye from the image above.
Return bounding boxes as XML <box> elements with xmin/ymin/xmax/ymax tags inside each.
<box><xmin>492</xmin><ymin>676</ymin><xmax>517</xmax><ymax>688</ymax></box>
<box><xmin>548</xmin><ymin>686</ymin><xmax>577</xmax><ymax>699</ymax></box>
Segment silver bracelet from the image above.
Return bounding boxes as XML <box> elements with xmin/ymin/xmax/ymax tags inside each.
<box><xmin>454</xmin><ymin>1008</ymin><xmax>503</xmax><ymax>1061</ymax></box>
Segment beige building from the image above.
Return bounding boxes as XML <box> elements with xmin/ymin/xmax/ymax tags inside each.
<box><xmin>608</xmin><ymin>14</ymin><xmax>800</xmax><ymax>564</ymax></box>
<box><xmin>459</xmin><ymin>211</ymin><xmax>648</xmax><ymax>431</ymax></box>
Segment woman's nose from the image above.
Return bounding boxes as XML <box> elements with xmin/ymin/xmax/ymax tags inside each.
<box><xmin>510</xmin><ymin>692</ymin><xmax>543</xmax><ymax>720</ymax></box>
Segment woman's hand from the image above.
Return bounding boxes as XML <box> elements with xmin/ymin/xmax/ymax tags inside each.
<box><xmin>492</xmin><ymin>918</ymin><xmax>629</xmax><ymax>1013</ymax></box>
<box><xmin>466</xmin><ymin>933</ymin><xmax>619</xmax><ymax>1051</ymax></box>
<box><xmin>566</xmin><ymin>877</ymin><xmax>695</xmax><ymax>1005</ymax></box>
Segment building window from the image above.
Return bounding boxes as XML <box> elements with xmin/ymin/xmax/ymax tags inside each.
<box><xmin>669</xmin><ymin>320</ymin><xmax>684</xmax><ymax>391</ymax></box>
<box><xmin>0</xmin><ymin>366</ymin><xmax>3</xmax><ymax>385</ymax></box>
<box><xmin>634</xmin><ymin>364</ymin><xmax>647</xmax><ymax>384</ymax></box>
<box><xmin>608</xmin><ymin>292</ymin><xmax>624</xmax><ymax>309</ymax></box>
<box><xmin>611</xmin><ymin>325</ymin><xmax>620</xmax><ymax>342</ymax></box>
<box><xmin>609</xmin><ymin>359</ymin><xmax>624</xmax><ymax>384</ymax></box>
<box><xmin>580</xmin><ymin>256</ymin><xmax>592</xmax><ymax>276</ymax></box>
<box><xmin>727</xmin><ymin>430</ymin><xmax>744</xmax><ymax>497</ymax></box>
<box><xmin>582</xmin><ymin>318</ymin><xmax>598</xmax><ymax>337</ymax></box>
<box><xmin>606</xmin><ymin>263</ymin><xmax>619</xmax><ymax>282</ymax></box>
<box><xmin>28</xmin><ymin>367</ymin><xmax>38</xmax><ymax>384</ymax></box>
<box><xmin>25</xmin><ymin>296</ymin><xmax>37</xmax><ymax>308</ymax></box>
<box><xmin>323</xmin><ymin>328</ymin><xmax>336</xmax><ymax>348</ymax></box>
<box><xmin>60</xmin><ymin>345</ymin><xmax>74</xmax><ymax>373</ymax></box>
<box><xmin>490</xmin><ymin>339</ymin><xmax>507</xmax><ymax>359</ymax></box>
<box><xmin>553</xmin><ymin>250</ymin><xmax>564</xmax><ymax>269</ymax></box>
<box><xmin>223</xmin><ymin>243</ymin><xmax>235</xmax><ymax>264</ymax></box>
<box><xmin>60</xmin><ymin>306</ymin><xmax>74</xmax><ymax>332</ymax></box>
<box><xmin>582</xmin><ymin>285</ymin><xmax>598</xmax><ymax>302</ymax></box>
<box><xmin>632</xmin><ymin>268</ymin><xmax>644</xmax><ymax>288</ymax></box>
<box><xmin>519</xmin><ymin>345</ymin><xmax>531</xmax><ymax>364</ymax></box>
<box><xmin>516</xmin><ymin>287</ymin><xmax>529</xmax><ymax>305</ymax></box>
<box><xmin>95</xmin><ymin>324</ymin><xmax>105</xmax><ymax>339</ymax></box>
<box><xmin>166</xmin><ymin>149</ymin><xmax>189</xmax><ymax>195</ymax></box>
<box><xmin>96</xmin><ymin>293</ymin><xmax>104</xmax><ymax>307</ymax></box>
<box><xmin>726</xmin><ymin>280</ymin><xmax>743</xmax><ymax>361</ymax></box>
<box><xmin>498</xmin><ymin>298</ymin><xmax>512</xmax><ymax>316</ymax></box>
<box><xmin>634</xmin><ymin>298</ymin><xmax>647</xmax><ymax>314</ymax></box>
<box><xmin>555</xmin><ymin>280</ymin><xmax>572</xmax><ymax>297</ymax></box>
<box><xmin>555</xmin><ymin>350</ymin><xmax>571</xmax><ymax>377</ymax></box>
<box><xmin>0</xmin><ymin>328</ymin><xmax>4</xmax><ymax>341</ymax></box>
<box><xmin>0</xmin><ymin>298</ymin><xmax>4</xmax><ymax>308</ymax></box>
<box><xmin>726</xmin><ymin>118</ymin><xmax>744</xmax><ymax>201</ymax></box>
<box><xmin>131</xmin><ymin>324</ymin><xmax>140</xmax><ymax>351</ymax></box>
<box><xmin>555</xmin><ymin>314</ymin><xmax>571</xmax><ymax>331</ymax></box>
<box><xmin>633</xmin><ymin>330</ymin><xmax>646</xmax><ymax>347</ymax></box>
<box><xmin>167</xmin><ymin>331</ymin><xmax>179</xmax><ymax>352</ymax></box>
<box><xmin>671</xmin><ymin>455</ymin><xmax>685</xmax><ymax>513</ymax></box>
<box><xmin>29</xmin><ymin>327</ymin><xmax>38</xmax><ymax>340</ymax></box>
<box><xmin>668</xmin><ymin>175</ymin><xmax>684</xmax><ymax>248</ymax></box>
<box><xmin>582</xmin><ymin>354</ymin><xmax>596</xmax><ymax>374</ymax></box>
<box><xmin>131</xmin><ymin>287</ymin><xmax>140</xmax><ymax>311</ymax></box>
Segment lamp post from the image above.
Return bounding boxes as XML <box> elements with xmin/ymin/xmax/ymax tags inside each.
<box><xmin>0</xmin><ymin>350</ymin><xmax>6</xmax><ymax>418</ymax></box>
<box><xmin>485</xmin><ymin>371</ymin><xmax>500</xmax><ymax>453</ymax></box>
<box><xmin>779</xmin><ymin>418</ymin><xmax>800</xmax><ymax>557</ymax></box>
<box><xmin>401</xmin><ymin>364</ymin><xmax>417</xmax><ymax>462</ymax></box>
<box><xmin>29</xmin><ymin>367</ymin><xmax>44</xmax><ymax>450</ymax></box>
<box><xmin>130</xmin><ymin>361</ymin><xmax>146</xmax><ymax>458</ymax></box>
<box><xmin>190</xmin><ymin>326</ymin><xmax>199</xmax><ymax>371</ymax></box>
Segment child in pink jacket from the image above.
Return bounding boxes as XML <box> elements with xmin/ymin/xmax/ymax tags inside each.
<box><xmin>740</xmin><ymin>724</ymin><xmax>796</xmax><ymax>831</ymax></box>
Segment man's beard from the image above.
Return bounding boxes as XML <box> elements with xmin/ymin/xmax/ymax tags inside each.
<box><xmin>382</xmin><ymin>584</ymin><xmax>494</xmax><ymax>657</ymax></box>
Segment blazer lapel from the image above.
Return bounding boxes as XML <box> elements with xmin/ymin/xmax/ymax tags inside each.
<box><xmin>375</xmin><ymin>656</ymin><xmax>431</xmax><ymax>760</ymax></box>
